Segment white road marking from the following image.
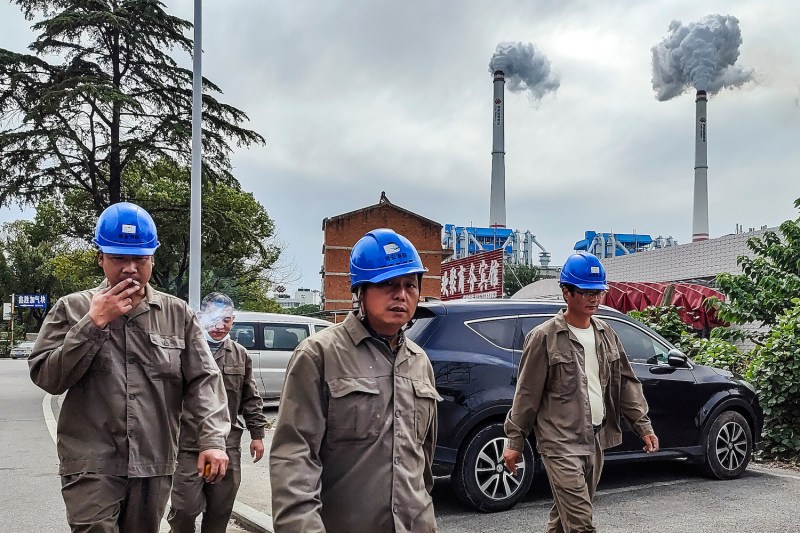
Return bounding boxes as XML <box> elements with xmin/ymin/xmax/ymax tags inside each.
<box><xmin>42</xmin><ymin>394</ymin><xmax>58</xmax><ymax>444</ymax></box>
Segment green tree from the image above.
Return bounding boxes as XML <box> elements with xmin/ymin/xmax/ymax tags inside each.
<box><xmin>711</xmin><ymin>198</ymin><xmax>800</xmax><ymax>330</ymax></box>
<box><xmin>0</xmin><ymin>217</ymin><xmax>100</xmax><ymax>331</ymax></box>
<box><xmin>0</xmin><ymin>0</ymin><xmax>264</xmax><ymax>212</ymax></box>
<box><xmin>287</xmin><ymin>304</ymin><xmax>323</xmax><ymax>317</ymax></box>
<box><xmin>503</xmin><ymin>262</ymin><xmax>541</xmax><ymax>297</ymax></box>
<box><xmin>47</xmin><ymin>158</ymin><xmax>282</xmax><ymax>303</ymax></box>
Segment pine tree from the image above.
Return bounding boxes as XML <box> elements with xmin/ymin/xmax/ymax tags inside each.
<box><xmin>0</xmin><ymin>0</ymin><xmax>264</xmax><ymax>213</ymax></box>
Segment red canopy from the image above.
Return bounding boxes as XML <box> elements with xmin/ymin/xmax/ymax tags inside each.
<box><xmin>603</xmin><ymin>282</ymin><xmax>725</xmax><ymax>330</ymax></box>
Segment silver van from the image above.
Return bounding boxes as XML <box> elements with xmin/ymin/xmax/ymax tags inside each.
<box><xmin>229</xmin><ymin>311</ymin><xmax>332</xmax><ymax>400</ymax></box>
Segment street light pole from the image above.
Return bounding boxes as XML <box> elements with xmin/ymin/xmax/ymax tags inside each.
<box><xmin>188</xmin><ymin>0</ymin><xmax>203</xmax><ymax>310</ymax></box>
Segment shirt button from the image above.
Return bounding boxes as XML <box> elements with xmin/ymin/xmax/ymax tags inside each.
<box><xmin>394</xmin><ymin>410</ymin><xmax>401</xmax><ymax>418</ymax></box>
<box><xmin>396</xmin><ymin>431</ymin><xmax>402</xmax><ymax>438</ymax></box>
<box><xmin>128</xmin><ymin>394</ymin><xmax>135</xmax><ymax>400</ymax></box>
<box><xmin>394</xmin><ymin>457</ymin><xmax>400</xmax><ymax>465</ymax></box>
<box><xmin>393</xmin><ymin>504</ymin><xmax>398</xmax><ymax>514</ymax></box>
<box><xmin>126</xmin><ymin>322</ymin><xmax>133</xmax><ymax>328</ymax></box>
<box><xmin>127</xmin><ymin>430</ymin><xmax>134</xmax><ymax>437</ymax></box>
<box><xmin>127</xmin><ymin>358</ymin><xmax>135</xmax><ymax>364</ymax></box>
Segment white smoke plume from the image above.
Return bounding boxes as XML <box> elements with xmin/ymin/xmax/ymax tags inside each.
<box><xmin>651</xmin><ymin>14</ymin><xmax>754</xmax><ymax>101</ymax></box>
<box><xmin>488</xmin><ymin>41</ymin><xmax>559</xmax><ymax>100</ymax></box>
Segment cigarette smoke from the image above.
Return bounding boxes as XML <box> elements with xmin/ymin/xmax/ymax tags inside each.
<box><xmin>488</xmin><ymin>41</ymin><xmax>559</xmax><ymax>101</ymax></box>
<box><xmin>651</xmin><ymin>14</ymin><xmax>754</xmax><ymax>101</ymax></box>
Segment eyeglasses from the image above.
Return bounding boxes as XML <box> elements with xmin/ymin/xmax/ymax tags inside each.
<box><xmin>572</xmin><ymin>289</ymin><xmax>607</xmax><ymax>300</ymax></box>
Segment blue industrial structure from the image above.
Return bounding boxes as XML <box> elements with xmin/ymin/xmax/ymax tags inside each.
<box><xmin>574</xmin><ymin>231</ymin><xmax>677</xmax><ymax>258</ymax></box>
<box><xmin>442</xmin><ymin>224</ymin><xmax>552</xmax><ymax>268</ymax></box>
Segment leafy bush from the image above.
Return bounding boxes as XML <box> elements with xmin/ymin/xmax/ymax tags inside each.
<box><xmin>682</xmin><ymin>334</ymin><xmax>749</xmax><ymax>377</ymax></box>
<box><xmin>628</xmin><ymin>305</ymin><xmax>690</xmax><ymax>346</ymax></box>
<box><xmin>747</xmin><ymin>299</ymin><xmax>800</xmax><ymax>461</ymax></box>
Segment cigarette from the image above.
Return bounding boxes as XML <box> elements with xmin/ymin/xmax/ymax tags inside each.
<box><xmin>204</xmin><ymin>464</ymin><xmax>211</xmax><ymax>477</ymax></box>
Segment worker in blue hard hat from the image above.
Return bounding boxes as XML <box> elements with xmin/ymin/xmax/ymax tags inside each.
<box><xmin>503</xmin><ymin>251</ymin><xmax>659</xmax><ymax>532</ymax></box>
<box><xmin>29</xmin><ymin>202</ymin><xmax>231</xmax><ymax>533</ymax></box>
<box><xmin>270</xmin><ymin>228</ymin><xmax>441</xmax><ymax>533</ymax></box>
<box><xmin>168</xmin><ymin>292</ymin><xmax>268</xmax><ymax>533</ymax></box>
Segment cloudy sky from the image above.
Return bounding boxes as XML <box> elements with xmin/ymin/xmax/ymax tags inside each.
<box><xmin>1</xmin><ymin>0</ymin><xmax>798</xmax><ymax>294</ymax></box>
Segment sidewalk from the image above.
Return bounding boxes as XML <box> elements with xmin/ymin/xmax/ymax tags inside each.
<box><xmin>156</xmin><ymin>428</ymin><xmax>276</xmax><ymax>533</ymax></box>
<box><xmin>229</xmin><ymin>428</ymin><xmax>275</xmax><ymax>532</ymax></box>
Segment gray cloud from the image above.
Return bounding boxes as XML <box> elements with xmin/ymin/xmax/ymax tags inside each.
<box><xmin>651</xmin><ymin>14</ymin><xmax>754</xmax><ymax>101</ymax></box>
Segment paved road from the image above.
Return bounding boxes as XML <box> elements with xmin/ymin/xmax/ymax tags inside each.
<box><xmin>0</xmin><ymin>359</ymin><xmax>65</xmax><ymax>533</ymax></box>
<box><xmin>5</xmin><ymin>358</ymin><xmax>800</xmax><ymax>532</ymax></box>
<box><xmin>0</xmin><ymin>359</ymin><xmax>250</xmax><ymax>533</ymax></box>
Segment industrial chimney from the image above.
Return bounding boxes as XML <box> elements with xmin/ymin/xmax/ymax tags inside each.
<box><xmin>692</xmin><ymin>90</ymin><xmax>709</xmax><ymax>242</ymax></box>
<box><xmin>489</xmin><ymin>70</ymin><xmax>506</xmax><ymax>228</ymax></box>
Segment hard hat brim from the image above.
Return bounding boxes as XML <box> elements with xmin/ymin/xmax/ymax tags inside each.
<box><xmin>351</xmin><ymin>264</ymin><xmax>428</xmax><ymax>291</ymax></box>
<box><xmin>570</xmin><ymin>281</ymin><xmax>609</xmax><ymax>290</ymax></box>
<box><xmin>96</xmin><ymin>245</ymin><xmax>158</xmax><ymax>256</ymax></box>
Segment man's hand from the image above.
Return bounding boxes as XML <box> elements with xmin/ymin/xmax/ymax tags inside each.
<box><xmin>250</xmin><ymin>439</ymin><xmax>265</xmax><ymax>463</ymax></box>
<box><xmin>643</xmin><ymin>433</ymin><xmax>659</xmax><ymax>453</ymax></box>
<box><xmin>502</xmin><ymin>447</ymin><xmax>523</xmax><ymax>476</ymax></box>
<box><xmin>88</xmin><ymin>279</ymin><xmax>141</xmax><ymax>328</ymax></box>
<box><xmin>198</xmin><ymin>449</ymin><xmax>229</xmax><ymax>484</ymax></box>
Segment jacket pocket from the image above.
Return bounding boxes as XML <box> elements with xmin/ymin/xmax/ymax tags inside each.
<box><xmin>549</xmin><ymin>351</ymin><xmax>578</xmax><ymax>396</ymax></box>
<box><xmin>147</xmin><ymin>333</ymin><xmax>185</xmax><ymax>380</ymax></box>
<box><xmin>326</xmin><ymin>377</ymin><xmax>381</xmax><ymax>444</ymax></box>
<box><xmin>413</xmin><ymin>380</ymin><xmax>441</xmax><ymax>444</ymax></box>
<box><xmin>223</xmin><ymin>363</ymin><xmax>245</xmax><ymax>392</ymax></box>
<box><xmin>598</xmin><ymin>342</ymin><xmax>621</xmax><ymax>386</ymax></box>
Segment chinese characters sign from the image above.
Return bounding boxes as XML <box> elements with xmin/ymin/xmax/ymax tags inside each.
<box><xmin>440</xmin><ymin>249</ymin><xmax>504</xmax><ymax>301</ymax></box>
<box><xmin>16</xmin><ymin>294</ymin><xmax>49</xmax><ymax>309</ymax></box>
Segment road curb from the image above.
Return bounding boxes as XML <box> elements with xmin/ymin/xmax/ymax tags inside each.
<box><xmin>231</xmin><ymin>501</ymin><xmax>273</xmax><ymax>533</ymax></box>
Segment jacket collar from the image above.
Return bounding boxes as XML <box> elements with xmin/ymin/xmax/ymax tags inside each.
<box><xmin>552</xmin><ymin>308</ymin><xmax>607</xmax><ymax>332</ymax></box>
<box><xmin>343</xmin><ymin>311</ymin><xmax>418</xmax><ymax>365</ymax></box>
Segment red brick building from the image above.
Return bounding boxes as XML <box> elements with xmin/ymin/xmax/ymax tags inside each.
<box><xmin>322</xmin><ymin>192</ymin><xmax>448</xmax><ymax>313</ymax></box>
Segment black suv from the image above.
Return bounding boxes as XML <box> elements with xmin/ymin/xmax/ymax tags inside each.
<box><xmin>406</xmin><ymin>298</ymin><xmax>763</xmax><ymax>512</ymax></box>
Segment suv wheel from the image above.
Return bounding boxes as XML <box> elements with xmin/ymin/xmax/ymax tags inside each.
<box><xmin>701</xmin><ymin>410</ymin><xmax>752</xmax><ymax>479</ymax></box>
<box><xmin>451</xmin><ymin>423</ymin><xmax>535</xmax><ymax>512</ymax></box>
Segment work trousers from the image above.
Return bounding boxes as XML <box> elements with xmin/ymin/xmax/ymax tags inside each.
<box><xmin>60</xmin><ymin>473</ymin><xmax>172</xmax><ymax>533</ymax></box>
<box><xmin>167</xmin><ymin>449</ymin><xmax>242</xmax><ymax>533</ymax></box>
<box><xmin>540</xmin><ymin>433</ymin><xmax>604</xmax><ymax>533</ymax></box>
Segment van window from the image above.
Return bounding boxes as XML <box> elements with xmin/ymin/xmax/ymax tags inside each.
<box><xmin>313</xmin><ymin>324</ymin><xmax>329</xmax><ymax>334</ymax></box>
<box><xmin>264</xmin><ymin>324</ymin><xmax>309</xmax><ymax>350</ymax></box>
<box><xmin>231</xmin><ymin>324</ymin><xmax>256</xmax><ymax>348</ymax></box>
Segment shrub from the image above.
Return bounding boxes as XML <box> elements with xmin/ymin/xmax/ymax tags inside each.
<box><xmin>628</xmin><ymin>305</ymin><xmax>690</xmax><ymax>346</ymax></box>
<box><xmin>683</xmin><ymin>334</ymin><xmax>749</xmax><ymax>377</ymax></box>
<box><xmin>747</xmin><ymin>299</ymin><xmax>800</xmax><ymax>462</ymax></box>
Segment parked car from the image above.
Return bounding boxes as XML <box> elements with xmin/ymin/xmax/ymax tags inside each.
<box><xmin>406</xmin><ymin>298</ymin><xmax>764</xmax><ymax>512</ymax></box>
<box><xmin>10</xmin><ymin>341</ymin><xmax>35</xmax><ymax>360</ymax></box>
<box><xmin>230</xmin><ymin>312</ymin><xmax>331</xmax><ymax>399</ymax></box>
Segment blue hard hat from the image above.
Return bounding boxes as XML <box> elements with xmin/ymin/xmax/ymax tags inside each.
<box><xmin>350</xmin><ymin>228</ymin><xmax>427</xmax><ymax>291</ymax></box>
<box><xmin>93</xmin><ymin>202</ymin><xmax>160</xmax><ymax>256</ymax></box>
<box><xmin>559</xmin><ymin>252</ymin><xmax>608</xmax><ymax>290</ymax></box>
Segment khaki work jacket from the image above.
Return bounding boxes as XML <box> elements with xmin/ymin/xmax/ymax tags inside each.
<box><xmin>269</xmin><ymin>312</ymin><xmax>441</xmax><ymax>533</ymax></box>
<box><xmin>506</xmin><ymin>310</ymin><xmax>653</xmax><ymax>456</ymax></box>
<box><xmin>178</xmin><ymin>338</ymin><xmax>267</xmax><ymax>452</ymax></box>
<box><xmin>29</xmin><ymin>283</ymin><xmax>230</xmax><ymax>477</ymax></box>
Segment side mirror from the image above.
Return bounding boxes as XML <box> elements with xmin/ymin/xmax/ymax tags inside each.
<box><xmin>667</xmin><ymin>349</ymin><xmax>689</xmax><ymax>368</ymax></box>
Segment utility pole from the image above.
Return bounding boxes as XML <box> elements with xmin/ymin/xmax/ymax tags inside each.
<box><xmin>188</xmin><ymin>0</ymin><xmax>203</xmax><ymax>309</ymax></box>
<box><xmin>9</xmin><ymin>294</ymin><xmax>14</xmax><ymax>346</ymax></box>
